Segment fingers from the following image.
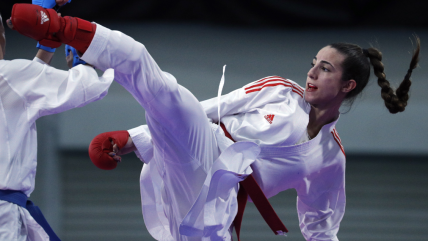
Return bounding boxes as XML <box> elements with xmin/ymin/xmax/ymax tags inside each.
<box><xmin>112</xmin><ymin>143</ymin><xmax>119</xmax><ymax>153</ymax></box>
<box><xmin>108</xmin><ymin>143</ymin><xmax>122</xmax><ymax>162</ymax></box>
<box><xmin>65</xmin><ymin>50</ymin><xmax>73</xmax><ymax>68</ymax></box>
<box><xmin>108</xmin><ymin>152</ymin><xmax>122</xmax><ymax>163</ymax></box>
<box><xmin>6</xmin><ymin>19</ymin><xmax>14</xmax><ymax>30</ymax></box>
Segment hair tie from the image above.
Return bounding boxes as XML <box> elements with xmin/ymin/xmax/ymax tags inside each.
<box><xmin>362</xmin><ymin>48</ymin><xmax>369</xmax><ymax>57</ymax></box>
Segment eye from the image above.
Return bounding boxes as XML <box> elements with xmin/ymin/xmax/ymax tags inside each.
<box><xmin>321</xmin><ymin>66</ymin><xmax>330</xmax><ymax>72</ymax></box>
<box><xmin>310</xmin><ymin>62</ymin><xmax>315</xmax><ymax>67</ymax></box>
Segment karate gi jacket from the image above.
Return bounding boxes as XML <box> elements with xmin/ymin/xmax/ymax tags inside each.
<box><xmin>130</xmin><ymin>76</ymin><xmax>346</xmax><ymax>241</ymax></box>
<box><xmin>0</xmin><ymin>57</ymin><xmax>114</xmax><ymax>240</ymax></box>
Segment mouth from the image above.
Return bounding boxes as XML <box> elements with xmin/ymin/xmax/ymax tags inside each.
<box><xmin>307</xmin><ymin>83</ymin><xmax>318</xmax><ymax>91</ymax></box>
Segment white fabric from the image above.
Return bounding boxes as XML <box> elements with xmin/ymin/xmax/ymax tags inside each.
<box><xmin>0</xmin><ymin>201</ymin><xmax>48</xmax><ymax>241</ymax></box>
<box><xmin>83</xmin><ymin>24</ymin><xmax>346</xmax><ymax>241</ymax></box>
<box><xmin>32</xmin><ymin>57</ymin><xmax>48</xmax><ymax>66</ymax></box>
<box><xmin>131</xmin><ymin>80</ymin><xmax>346</xmax><ymax>240</ymax></box>
<box><xmin>295</xmin><ymin>130</ymin><xmax>311</xmax><ymax>145</ymax></box>
<box><xmin>82</xmin><ymin>24</ymin><xmax>260</xmax><ymax>241</ymax></box>
<box><xmin>201</xmin><ymin>75</ymin><xmax>346</xmax><ymax>241</ymax></box>
<box><xmin>0</xmin><ymin>56</ymin><xmax>114</xmax><ymax>240</ymax></box>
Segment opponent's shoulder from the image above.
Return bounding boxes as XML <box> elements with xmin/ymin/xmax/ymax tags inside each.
<box><xmin>243</xmin><ymin>76</ymin><xmax>305</xmax><ymax>98</ymax></box>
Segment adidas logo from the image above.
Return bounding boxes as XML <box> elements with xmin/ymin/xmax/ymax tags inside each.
<box><xmin>40</xmin><ymin>11</ymin><xmax>49</xmax><ymax>24</ymax></box>
<box><xmin>264</xmin><ymin>114</ymin><xmax>275</xmax><ymax>124</ymax></box>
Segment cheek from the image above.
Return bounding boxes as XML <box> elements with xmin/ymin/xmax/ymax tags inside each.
<box><xmin>318</xmin><ymin>78</ymin><xmax>342</xmax><ymax>98</ymax></box>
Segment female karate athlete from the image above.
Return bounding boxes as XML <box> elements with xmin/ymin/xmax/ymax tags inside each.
<box><xmin>0</xmin><ymin>13</ymin><xmax>114</xmax><ymax>241</ymax></box>
<box><xmin>9</xmin><ymin>3</ymin><xmax>420</xmax><ymax>241</ymax></box>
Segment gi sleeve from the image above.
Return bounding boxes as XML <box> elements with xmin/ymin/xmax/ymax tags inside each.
<box><xmin>1</xmin><ymin>59</ymin><xmax>114</xmax><ymax>122</ymax></box>
<box><xmin>128</xmin><ymin>125</ymin><xmax>153</xmax><ymax>164</ymax></box>
<box><xmin>297</xmin><ymin>186</ymin><xmax>346</xmax><ymax>241</ymax></box>
<box><xmin>201</xmin><ymin>76</ymin><xmax>304</xmax><ymax>123</ymax></box>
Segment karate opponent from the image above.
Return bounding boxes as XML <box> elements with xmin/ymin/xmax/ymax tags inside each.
<box><xmin>9</xmin><ymin>3</ymin><xmax>420</xmax><ymax>240</ymax></box>
<box><xmin>0</xmin><ymin>13</ymin><xmax>114</xmax><ymax>241</ymax></box>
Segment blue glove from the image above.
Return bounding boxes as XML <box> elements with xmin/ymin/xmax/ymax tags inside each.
<box><xmin>32</xmin><ymin>0</ymin><xmax>71</xmax><ymax>8</ymax></box>
<box><xmin>65</xmin><ymin>45</ymin><xmax>87</xmax><ymax>67</ymax></box>
<box><xmin>36</xmin><ymin>42</ymin><xmax>56</xmax><ymax>52</ymax></box>
<box><xmin>33</xmin><ymin>0</ymin><xmax>72</xmax><ymax>52</ymax></box>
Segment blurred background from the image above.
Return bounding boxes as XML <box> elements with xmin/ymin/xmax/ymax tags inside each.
<box><xmin>1</xmin><ymin>0</ymin><xmax>428</xmax><ymax>240</ymax></box>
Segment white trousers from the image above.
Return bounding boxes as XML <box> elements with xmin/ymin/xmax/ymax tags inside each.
<box><xmin>83</xmin><ymin>25</ymin><xmax>222</xmax><ymax>241</ymax></box>
<box><xmin>0</xmin><ymin>201</ymin><xmax>49</xmax><ymax>241</ymax></box>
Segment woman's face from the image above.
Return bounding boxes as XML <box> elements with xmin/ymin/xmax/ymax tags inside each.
<box><xmin>305</xmin><ymin>46</ymin><xmax>348</xmax><ymax>109</ymax></box>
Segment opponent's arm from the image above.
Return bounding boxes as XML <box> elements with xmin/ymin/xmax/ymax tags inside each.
<box><xmin>0</xmin><ymin>57</ymin><xmax>114</xmax><ymax>123</ymax></box>
<box><xmin>35</xmin><ymin>48</ymin><xmax>55</xmax><ymax>65</ymax></box>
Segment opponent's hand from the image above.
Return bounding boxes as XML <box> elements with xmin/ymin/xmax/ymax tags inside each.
<box><xmin>65</xmin><ymin>48</ymin><xmax>73</xmax><ymax>68</ymax></box>
<box><xmin>65</xmin><ymin>44</ymin><xmax>87</xmax><ymax>68</ymax></box>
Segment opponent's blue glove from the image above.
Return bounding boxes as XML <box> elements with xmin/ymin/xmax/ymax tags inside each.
<box><xmin>33</xmin><ymin>0</ymin><xmax>72</xmax><ymax>52</ymax></box>
<box><xmin>65</xmin><ymin>45</ymin><xmax>87</xmax><ymax>67</ymax></box>
<box><xmin>32</xmin><ymin>0</ymin><xmax>71</xmax><ymax>9</ymax></box>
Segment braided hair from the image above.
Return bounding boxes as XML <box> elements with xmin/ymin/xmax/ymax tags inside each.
<box><xmin>330</xmin><ymin>36</ymin><xmax>420</xmax><ymax>114</ymax></box>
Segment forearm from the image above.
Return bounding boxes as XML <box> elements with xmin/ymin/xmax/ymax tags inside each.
<box><xmin>128</xmin><ymin>125</ymin><xmax>153</xmax><ymax>164</ymax></box>
<box><xmin>35</xmin><ymin>49</ymin><xmax>54</xmax><ymax>65</ymax></box>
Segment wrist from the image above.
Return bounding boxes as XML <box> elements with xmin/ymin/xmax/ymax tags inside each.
<box><xmin>37</xmin><ymin>42</ymin><xmax>56</xmax><ymax>52</ymax></box>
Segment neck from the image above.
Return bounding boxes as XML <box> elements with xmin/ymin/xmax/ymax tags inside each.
<box><xmin>307</xmin><ymin>103</ymin><xmax>340</xmax><ymax>139</ymax></box>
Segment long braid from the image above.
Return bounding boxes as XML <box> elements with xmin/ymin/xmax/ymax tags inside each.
<box><xmin>366</xmin><ymin>36</ymin><xmax>420</xmax><ymax>114</ymax></box>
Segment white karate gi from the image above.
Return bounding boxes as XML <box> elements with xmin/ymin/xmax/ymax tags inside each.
<box><xmin>0</xmin><ymin>57</ymin><xmax>114</xmax><ymax>240</ymax></box>
<box><xmin>82</xmin><ymin>24</ymin><xmax>346</xmax><ymax>241</ymax></box>
<box><xmin>130</xmin><ymin>77</ymin><xmax>346</xmax><ymax>241</ymax></box>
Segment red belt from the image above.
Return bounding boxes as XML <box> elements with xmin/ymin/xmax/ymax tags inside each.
<box><xmin>220</xmin><ymin>123</ymin><xmax>288</xmax><ymax>240</ymax></box>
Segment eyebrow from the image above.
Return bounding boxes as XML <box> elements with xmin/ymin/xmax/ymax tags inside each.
<box><xmin>313</xmin><ymin>56</ymin><xmax>336</xmax><ymax>70</ymax></box>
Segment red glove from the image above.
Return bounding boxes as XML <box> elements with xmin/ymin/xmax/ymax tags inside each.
<box><xmin>11</xmin><ymin>3</ymin><xmax>95</xmax><ymax>53</ymax></box>
<box><xmin>88</xmin><ymin>130</ymin><xmax>129</xmax><ymax>170</ymax></box>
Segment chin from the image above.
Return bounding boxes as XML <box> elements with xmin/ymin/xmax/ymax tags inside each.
<box><xmin>304</xmin><ymin>93</ymin><xmax>316</xmax><ymax>104</ymax></box>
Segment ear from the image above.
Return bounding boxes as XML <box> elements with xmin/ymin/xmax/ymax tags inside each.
<box><xmin>342</xmin><ymin>79</ymin><xmax>356</xmax><ymax>93</ymax></box>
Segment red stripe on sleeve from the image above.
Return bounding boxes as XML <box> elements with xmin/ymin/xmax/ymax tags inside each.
<box><xmin>244</xmin><ymin>77</ymin><xmax>305</xmax><ymax>98</ymax></box>
<box><xmin>254</xmin><ymin>76</ymin><xmax>283</xmax><ymax>83</ymax></box>
<box><xmin>245</xmin><ymin>77</ymin><xmax>289</xmax><ymax>91</ymax></box>
<box><xmin>331</xmin><ymin>130</ymin><xmax>345</xmax><ymax>157</ymax></box>
<box><xmin>292</xmin><ymin>89</ymin><xmax>303</xmax><ymax>98</ymax></box>
<box><xmin>246</xmin><ymin>82</ymin><xmax>293</xmax><ymax>94</ymax></box>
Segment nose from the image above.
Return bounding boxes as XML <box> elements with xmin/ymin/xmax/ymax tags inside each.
<box><xmin>307</xmin><ymin>66</ymin><xmax>317</xmax><ymax>80</ymax></box>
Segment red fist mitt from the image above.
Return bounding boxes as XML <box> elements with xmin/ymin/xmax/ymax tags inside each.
<box><xmin>88</xmin><ymin>130</ymin><xmax>129</xmax><ymax>170</ymax></box>
<box><xmin>11</xmin><ymin>3</ymin><xmax>95</xmax><ymax>53</ymax></box>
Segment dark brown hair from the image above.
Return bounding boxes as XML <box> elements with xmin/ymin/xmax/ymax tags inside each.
<box><xmin>330</xmin><ymin>37</ymin><xmax>420</xmax><ymax>113</ymax></box>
